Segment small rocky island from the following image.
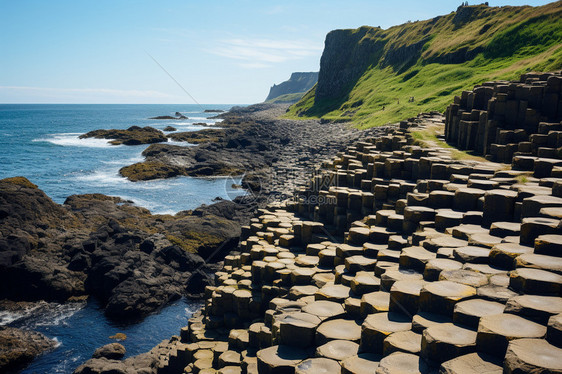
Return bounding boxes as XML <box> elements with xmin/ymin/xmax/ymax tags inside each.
<box><xmin>80</xmin><ymin>126</ymin><xmax>168</xmax><ymax>145</ymax></box>
<box><xmin>149</xmin><ymin>112</ymin><xmax>189</xmax><ymax>120</ymax></box>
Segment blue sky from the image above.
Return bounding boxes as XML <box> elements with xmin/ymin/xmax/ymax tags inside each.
<box><xmin>0</xmin><ymin>0</ymin><xmax>555</xmax><ymax>104</ymax></box>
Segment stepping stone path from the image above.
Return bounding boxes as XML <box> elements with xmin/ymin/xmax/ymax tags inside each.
<box><xmin>151</xmin><ymin>80</ymin><xmax>562</xmax><ymax>373</ymax></box>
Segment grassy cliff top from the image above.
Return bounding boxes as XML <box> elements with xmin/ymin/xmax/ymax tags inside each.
<box><xmin>287</xmin><ymin>1</ymin><xmax>562</xmax><ymax>128</ymax></box>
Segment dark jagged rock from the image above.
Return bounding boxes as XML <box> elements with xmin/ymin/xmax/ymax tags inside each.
<box><xmin>0</xmin><ymin>326</ymin><xmax>57</xmax><ymax>373</ymax></box>
<box><xmin>92</xmin><ymin>343</ymin><xmax>126</xmax><ymax>360</ymax></box>
<box><xmin>0</xmin><ymin>178</ymin><xmax>240</xmax><ymax>321</ymax></box>
<box><xmin>163</xmin><ymin>126</ymin><xmax>176</xmax><ymax>132</ymax></box>
<box><xmin>149</xmin><ymin>112</ymin><xmax>188</xmax><ymax>120</ymax></box>
<box><xmin>80</xmin><ymin>126</ymin><xmax>167</xmax><ymax>145</ymax></box>
<box><xmin>167</xmin><ymin>128</ymin><xmax>230</xmax><ymax>144</ymax></box>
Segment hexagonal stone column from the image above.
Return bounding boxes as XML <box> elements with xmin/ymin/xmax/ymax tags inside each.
<box><xmin>548</xmin><ymin>313</ymin><xmax>562</xmax><ymax>347</ymax></box>
<box><xmin>439</xmin><ymin>352</ymin><xmax>502</xmax><ymax>374</ymax></box>
<box><xmin>504</xmin><ymin>339</ymin><xmax>562</xmax><ymax>374</ymax></box>
<box><xmin>421</xmin><ymin>323</ymin><xmax>477</xmax><ymax>364</ymax></box>
<box><xmin>476</xmin><ymin>313</ymin><xmax>547</xmax><ymax>357</ymax></box>
<box><xmin>316</xmin><ymin>319</ymin><xmax>362</xmax><ymax>346</ymax></box>
<box><xmin>453</xmin><ymin>298</ymin><xmax>505</xmax><ymax>329</ymax></box>
<box><xmin>509</xmin><ymin>268</ymin><xmax>562</xmax><ymax>295</ymax></box>
<box><xmin>294</xmin><ymin>358</ymin><xmax>341</xmax><ymax>374</ymax></box>
<box><xmin>419</xmin><ymin>281</ymin><xmax>476</xmax><ymax>316</ymax></box>
<box><xmin>389</xmin><ymin>280</ymin><xmax>426</xmax><ymax>317</ymax></box>
<box><xmin>382</xmin><ymin>330</ymin><xmax>422</xmax><ymax>356</ymax></box>
<box><xmin>278</xmin><ymin>312</ymin><xmax>322</xmax><ymax>348</ymax></box>
<box><xmin>257</xmin><ymin>345</ymin><xmax>309</xmax><ymax>374</ymax></box>
<box><xmin>504</xmin><ymin>295</ymin><xmax>562</xmax><ymax>324</ymax></box>
<box><xmin>360</xmin><ymin>291</ymin><xmax>390</xmax><ymax>316</ymax></box>
<box><xmin>482</xmin><ymin>189</ymin><xmax>517</xmax><ymax>227</ymax></box>
<box><xmin>359</xmin><ymin>312</ymin><xmax>412</xmax><ymax>354</ymax></box>
<box><xmin>341</xmin><ymin>353</ymin><xmax>381</xmax><ymax>374</ymax></box>
<box><xmin>302</xmin><ymin>300</ymin><xmax>345</xmax><ymax>321</ymax></box>
<box><xmin>534</xmin><ymin>234</ymin><xmax>562</xmax><ymax>257</ymax></box>
<box><xmin>376</xmin><ymin>352</ymin><xmax>429</xmax><ymax>374</ymax></box>
<box><xmin>423</xmin><ymin>258</ymin><xmax>463</xmax><ymax>281</ymax></box>
<box><xmin>315</xmin><ymin>340</ymin><xmax>359</xmax><ymax>361</ymax></box>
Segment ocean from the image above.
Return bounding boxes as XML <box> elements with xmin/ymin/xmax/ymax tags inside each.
<box><xmin>0</xmin><ymin>104</ymin><xmax>242</xmax><ymax>373</ymax></box>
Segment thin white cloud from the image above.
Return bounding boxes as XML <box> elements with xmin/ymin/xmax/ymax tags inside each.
<box><xmin>0</xmin><ymin>86</ymin><xmax>176</xmax><ymax>98</ymax></box>
<box><xmin>263</xmin><ymin>5</ymin><xmax>285</xmax><ymax>15</ymax></box>
<box><xmin>209</xmin><ymin>38</ymin><xmax>322</xmax><ymax>68</ymax></box>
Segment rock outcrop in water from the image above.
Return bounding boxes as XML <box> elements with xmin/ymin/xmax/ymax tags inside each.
<box><xmin>0</xmin><ymin>326</ymin><xmax>57</xmax><ymax>373</ymax></box>
<box><xmin>149</xmin><ymin>112</ymin><xmax>188</xmax><ymax>120</ymax></box>
<box><xmin>0</xmin><ymin>179</ymin><xmax>240</xmax><ymax>321</ymax></box>
<box><xmin>80</xmin><ymin>126</ymin><xmax>168</xmax><ymax>145</ymax></box>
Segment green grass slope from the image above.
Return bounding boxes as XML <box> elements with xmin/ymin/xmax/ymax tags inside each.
<box><xmin>287</xmin><ymin>2</ymin><xmax>562</xmax><ymax>128</ymax></box>
<box><xmin>265</xmin><ymin>92</ymin><xmax>308</xmax><ymax>104</ymax></box>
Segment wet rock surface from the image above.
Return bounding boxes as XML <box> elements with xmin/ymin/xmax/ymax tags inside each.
<box><xmin>0</xmin><ymin>326</ymin><xmax>57</xmax><ymax>373</ymax></box>
<box><xmin>80</xmin><ymin>126</ymin><xmax>168</xmax><ymax>145</ymax></box>
<box><xmin>0</xmin><ymin>179</ymin><xmax>239</xmax><ymax>321</ymax></box>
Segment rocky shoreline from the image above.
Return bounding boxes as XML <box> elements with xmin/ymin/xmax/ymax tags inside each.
<box><xmin>0</xmin><ymin>103</ymin><xmax>384</xmax><ymax>372</ymax></box>
<box><xmin>75</xmin><ymin>75</ymin><xmax>562</xmax><ymax>373</ymax></box>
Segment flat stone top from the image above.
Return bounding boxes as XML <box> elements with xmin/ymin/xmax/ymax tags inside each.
<box><xmin>346</xmin><ymin>255</ymin><xmax>377</xmax><ymax>265</ymax></box>
<box><xmin>315</xmin><ymin>340</ymin><xmax>359</xmax><ymax>361</ymax></box>
<box><xmin>316</xmin><ymin>319</ymin><xmax>362</xmax><ymax>341</ymax></box>
<box><xmin>537</xmin><ymin>234</ymin><xmax>562</xmax><ymax>244</ymax></box>
<box><xmin>363</xmin><ymin>312</ymin><xmax>412</xmax><ymax>332</ymax></box>
<box><xmin>485</xmin><ymin>189</ymin><xmax>518</xmax><ymax>198</ymax></box>
<box><xmin>456</xmin><ymin>187</ymin><xmax>486</xmax><ymax>195</ymax></box>
<box><xmin>424</xmin><ymin>323</ymin><xmax>477</xmax><ymax>345</ymax></box>
<box><xmin>439</xmin><ymin>269</ymin><xmax>489</xmax><ymax>287</ymax></box>
<box><xmin>257</xmin><ymin>345</ymin><xmax>309</xmax><ymax>367</ymax></box>
<box><xmin>506</xmin><ymin>295</ymin><xmax>562</xmax><ymax>315</ymax></box>
<box><xmin>454</xmin><ymin>246</ymin><xmax>491</xmax><ymax>257</ymax></box>
<box><xmin>478</xmin><ymin>314</ymin><xmax>547</xmax><ymax>338</ymax></box>
<box><xmin>454</xmin><ymin>298</ymin><xmax>505</xmax><ymax>317</ymax></box>
<box><xmin>439</xmin><ymin>352</ymin><xmax>502</xmax><ymax>374</ymax></box>
<box><xmin>422</xmin><ymin>280</ymin><xmax>476</xmax><ymax>298</ymax></box>
<box><xmin>404</xmin><ymin>206</ymin><xmax>436</xmax><ymax>213</ymax></box>
<box><xmin>402</xmin><ymin>246</ymin><xmax>436</xmax><ymax>259</ymax></box>
<box><xmin>506</xmin><ymin>338</ymin><xmax>562</xmax><ymax>370</ymax></box>
<box><xmin>353</xmin><ymin>272</ymin><xmax>381</xmax><ymax>286</ymax></box>
<box><xmin>522</xmin><ymin>217</ymin><xmax>560</xmax><ymax>226</ymax></box>
<box><xmin>382</xmin><ymin>269</ymin><xmax>424</xmax><ymax>282</ymax></box>
<box><xmin>341</xmin><ymin>353</ymin><xmax>381</xmax><ymax>373</ymax></box>
<box><xmin>524</xmin><ymin>195</ymin><xmax>562</xmax><ymax>204</ymax></box>
<box><xmin>490</xmin><ymin>221</ymin><xmax>521</xmax><ymax>231</ymax></box>
<box><xmin>511</xmin><ymin>267</ymin><xmax>562</xmax><ymax>283</ymax></box>
<box><xmin>378</xmin><ymin>352</ymin><xmax>428</xmax><ymax>372</ymax></box>
<box><xmin>426</xmin><ymin>258</ymin><xmax>463</xmax><ymax>271</ymax></box>
<box><xmin>516</xmin><ymin>253</ymin><xmax>562</xmax><ymax>273</ymax></box>
<box><xmin>295</xmin><ymin>358</ymin><xmax>341</xmax><ymax>374</ymax></box>
<box><xmin>316</xmin><ymin>284</ymin><xmax>351</xmax><ymax>299</ymax></box>
<box><xmin>384</xmin><ymin>330</ymin><xmax>422</xmax><ymax>352</ymax></box>
<box><xmin>492</xmin><ymin>243</ymin><xmax>533</xmax><ymax>255</ymax></box>
<box><xmin>302</xmin><ymin>300</ymin><xmax>345</xmax><ymax>319</ymax></box>
<box><xmin>361</xmin><ymin>291</ymin><xmax>390</xmax><ymax>308</ymax></box>
<box><xmin>390</xmin><ymin>280</ymin><xmax>426</xmax><ymax>295</ymax></box>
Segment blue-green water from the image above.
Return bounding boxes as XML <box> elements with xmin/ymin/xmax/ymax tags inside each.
<box><xmin>0</xmin><ymin>104</ymin><xmax>244</xmax><ymax>214</ymax></box>
<box><xmin>0</xmin><ymin>104</ymin><xmax>241</xmax><ymax>373</ymax></box>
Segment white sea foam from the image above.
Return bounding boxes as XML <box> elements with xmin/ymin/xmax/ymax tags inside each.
<box><xmin>74</xmin><ymin>169</ymin><xmax>125</xmax><ymax>185</ymax></box>
<box><xmin>101</xmin><ymin>155</ymin><xmax>145</xmax><ymax>165</ymax></box>
<box><xmin>33</xmin><ymin>133</ymin><xmax>118</xmax><ymax>148</ymax></box>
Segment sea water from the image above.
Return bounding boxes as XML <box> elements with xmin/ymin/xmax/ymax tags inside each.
<box><xmin>0</xmin><ymin>104</ymin><xmax>242</xmax><ymax>373</ymax></box>
<box><xmin>0</xmin><ymin>104</ymin><xmax>245</xmax><ymax>214</ymax></box>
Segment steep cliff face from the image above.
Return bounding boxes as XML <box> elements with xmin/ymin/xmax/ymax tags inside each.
<box><xmin>265</xmin><ymin>72</ymin><xmax>318</xmax><ymax>102</ymax></box>
<box><xmin>289</xmin><ymin>2</ymin><xmax>562</xmax><ymax>127</ymax></box>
